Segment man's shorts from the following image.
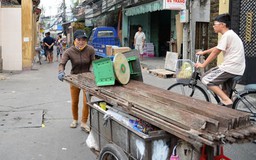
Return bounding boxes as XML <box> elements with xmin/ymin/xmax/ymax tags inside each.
<box><xmin>201</xmin><ymin>67</ymin><xmax>237</xmax><ymax>94</ymax></box>
<box><xmin>46</xmin><ymin>50</ymin><xmax>53</xmax><ymax>55</ymax></box>
<box><xmin>135</xmin><ymin>44</ymin><xmax>144</xmax><ymax>55</ymax></box>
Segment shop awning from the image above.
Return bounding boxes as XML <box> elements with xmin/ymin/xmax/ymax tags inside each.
<box><xmin>124</xmin><ymin>0</ymin><xmax>163</xmax><ymax>16</ymax></box>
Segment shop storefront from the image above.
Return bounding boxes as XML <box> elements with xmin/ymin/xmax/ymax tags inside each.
<box><xmin>122</xmin><ymin>0</ymin><xmax>188</xmax><ymax>57</ymax></box>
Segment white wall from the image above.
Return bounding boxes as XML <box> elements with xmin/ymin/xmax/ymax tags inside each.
<box><xmin>1</xmin><ymin>7</ymin><xmax>22</xmax><ymax>71</ymax></box>
<box><xmin>0</xmin><ymin>4</ymin><xmax>2</xmax><ymax>50</ymax></box>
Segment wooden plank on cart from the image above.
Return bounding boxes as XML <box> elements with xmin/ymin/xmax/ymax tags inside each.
<box><xmin>101</xmin><ymin>85</ymin><xmax>220</xmax><ymax>132</ymax></box>
<box><xmin>123</xmin><ymin>80</ymin><xmax>250</xmax><ymax>129</ymax></box>
<box><xmin>148</xmin><ymin>69</ymin><xmax>175</xmax><ymax>78</ymax></box>
<box><xmin>64</xmin><ymin>73</ymin><xmax>256</xmax><ymax>147</ymax></box>
<box><xmin>67</xmin><ymin>74</ymin><xmax>220</xmax><ymax>132</ymax></box>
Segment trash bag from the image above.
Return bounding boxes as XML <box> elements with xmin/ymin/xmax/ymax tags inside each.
<box><xmin>86</xmin><ymin>130</ymin><xmax>99</xmax><ymax>151</ymax></box>
<box><xmin>152</xmin><ymin>140</ymin><xmax>169</xmax><ymax>160</ymax></box>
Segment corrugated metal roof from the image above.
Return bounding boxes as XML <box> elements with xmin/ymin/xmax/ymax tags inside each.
<box><xmin>124</xmin><ymin>0</ymin><xmax>163</xmax><ymax>16</ymax></box>
<box><xmin>1</xmin><ymin>0</ymin><xmax>40</xmax><ymax>6</ymax></box>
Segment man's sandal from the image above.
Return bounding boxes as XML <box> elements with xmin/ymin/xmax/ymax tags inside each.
<box><xmin>219</xmin><ymin>102</ymin><xmax>233</xmax><ymax>108</ymax></box>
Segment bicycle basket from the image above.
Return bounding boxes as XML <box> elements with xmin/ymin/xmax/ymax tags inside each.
<box><xmin>175</xmin><ymin>59</ymin><xmax>195</xmax><ymax>84</ymax></box>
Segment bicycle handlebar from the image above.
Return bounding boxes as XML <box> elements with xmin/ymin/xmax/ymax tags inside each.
<box><xmin>195</xmin><ymin>54</ymin><xmax>201</xmax><ymax>63</ymax></box>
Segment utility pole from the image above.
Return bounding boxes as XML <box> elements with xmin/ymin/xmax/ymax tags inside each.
<box><xmin>63</xmin><ymin>0</ymin><xmax>66</xmax><ymax>23</ymax></box>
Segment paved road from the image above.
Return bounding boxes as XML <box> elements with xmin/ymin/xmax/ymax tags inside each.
<box><xmin>0</xmin><ymin>59</ymin><xmax>97</xmax><ymax>160</ymax></box>
<box><xmin>0</xmin><ymin>55</ymin><xmax>255</xmax><ymax>160</ymax></box>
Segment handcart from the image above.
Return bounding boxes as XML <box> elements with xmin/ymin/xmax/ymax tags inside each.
<box><xmin>86</xmin><ymin>100</ymin><xmax>172</xmax><ymax>160</ymax></box>
<box><xmin>64</xmin><ymin>50</ymin><xmax>256</xmax><ymax>160</ymax></box>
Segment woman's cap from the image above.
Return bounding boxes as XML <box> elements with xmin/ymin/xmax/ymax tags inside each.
<box><xmin>74</xmin><ymin>30</ymin><xmax>87</xmax><ymax>40</ymax></box>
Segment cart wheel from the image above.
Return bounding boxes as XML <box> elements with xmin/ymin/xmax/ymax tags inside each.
<box><xmin>99</xmin><ymin>144</ymin><xmax>128</xmax><ymax>160</ymax></box>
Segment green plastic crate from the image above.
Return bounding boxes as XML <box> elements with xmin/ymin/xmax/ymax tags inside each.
<box><xmin>92</xmin><ymin>58</ymin><xmax>115</xmax><ymax>86</ymax></box>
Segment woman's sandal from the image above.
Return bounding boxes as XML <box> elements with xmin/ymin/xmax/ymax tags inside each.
<box><xmin>70</xmin><ymin>120</ymin><xmax>78</xmax><ymax>128</ymax></box>
<box><xmin>81</xmin><ymin>122</ymin><xmax>90</xmax><ymax>133</ymax></box>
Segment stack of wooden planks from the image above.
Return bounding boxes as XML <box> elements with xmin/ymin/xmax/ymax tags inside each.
<box><xmin>148</xmin><ymin>69</ymin><xmax>175</xmax><ymax>78</ymax></box>
<box><xmin>64</xmin><ymin>73</ymin><xmax>256</xmax><ymax>147</ymax></box>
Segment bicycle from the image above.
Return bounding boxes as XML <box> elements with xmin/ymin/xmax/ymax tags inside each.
<box><xmin>167</xmin><ymin>55</ymin><xmax>256</xmax><ymax>121</ymax></box>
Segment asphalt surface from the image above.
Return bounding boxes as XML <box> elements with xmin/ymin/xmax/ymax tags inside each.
<box><xmin>0</xmin><ymin>54</ymin><xmax>255</xmax><ymax>160</ymax></box>
<box><xmin>0</xmin><ymin>58</ymin><xmax>97</xmax><ymax>160</ymax></box>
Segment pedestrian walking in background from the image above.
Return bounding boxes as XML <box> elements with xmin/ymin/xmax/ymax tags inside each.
<box><xmin>42</xmin><ymin>35</ymin><xmax>47</xmax><ymax>61</ymax></box>
<box><xmin>134</xmin><ymin>25</ymin><xmax>146</xmax><ymax>61</ymax></box>
<box><xmin>40</xmin><ymin>41</ymin><xmax>46</xmax><ymax>59</ymax></box>
<box><xmin>195</xmin><ymin>13</ymin><xmax>245</xmax><ymax>107</ymax></box>
<box><xmin>58</xmin><ymin>29</ymin><xmax>95</xmax><ymax>132</ymax></box>
<box><xmin>56</xmin><ymin>34</ymin><xmax>63</xmax><ymax>62</ymax></box>
<box><xmin>62</xmin><ymin>36</ymin><xmax>67</xmax><ymax>52</ymax></box>
<box><xmin>43</xmin><ymin>32</ymin><xmax>55</xmax><ymax>63</ymax></box>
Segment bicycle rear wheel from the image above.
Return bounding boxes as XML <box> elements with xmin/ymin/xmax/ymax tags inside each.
<box><xmin>233</xmin><ymin>91</ymin><xmax>256</xmax><ymax>121</ymax></box>
<box><xmin>167</xmin><ymin>83</ymin><xmax>210</xmax><ymax>102</ymax></box>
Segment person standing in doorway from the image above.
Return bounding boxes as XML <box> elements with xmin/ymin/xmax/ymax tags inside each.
<box><xmin>43</xmin><ymin>32</ymin><xmax>55</xmax><ymax>63</ymax></box>
<box><xmin>134</xmin><ymin>25</ymin><xmax>146</xmax><ymax>61</ymax></box>
<box><xmin>58</xmin><ymin>29</ymin><xmax>95</xmax><ymax>132</ymax></box>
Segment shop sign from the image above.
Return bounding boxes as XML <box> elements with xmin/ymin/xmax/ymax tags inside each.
<box><xmin>163</xmin><ymin>0</ymin><xmax>186</xmax><ymax>10</ymax></box>
<box><xmin>180</xmin><ymin>10</ymin><xmax>189</xmax><ymax>23</ymax></box>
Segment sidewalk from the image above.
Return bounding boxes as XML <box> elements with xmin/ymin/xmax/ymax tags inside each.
<box><xmin>140</xmin><ymin>57</ymin><xmax>165</xmax><ymax>70</ymax></box>
<box><xmin>0</xmin><ymin>73</ymin><xmax>9</xmax><ymax>80</ymax></box>
<box><xmin>140</xmin><ymin>56</ymin><xmax>245</xmax><ymax>90</ymax></box>
<box><xmin>0</xmin><ymin>61</ymin><xmax>97</xmax><ymax>160</ymax></box>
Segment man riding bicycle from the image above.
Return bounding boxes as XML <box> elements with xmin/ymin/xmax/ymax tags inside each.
<box><xmin>195</xmin><ymin>13</ymin><xmax>246</xmax><ymax>107</ymax></box>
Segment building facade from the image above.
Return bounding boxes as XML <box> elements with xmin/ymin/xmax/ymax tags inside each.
<box><xmin>0</xmin><ymin>0</ymin><xmax>40</xmax><ymax>72</ymax></box>
<box><xmin>0</xmin><ymin>1</ymin><xmax>22</xmax><ymax>71</ymax></box>
<box><xmin>228</xmin><ymin>0</ymin><xmax>256</xmax><ymax>84</ymax></box>
<box><xmin>122</xmin><ymin>0</ymin><xmax>210</xmax><ymax>58</ymax></box>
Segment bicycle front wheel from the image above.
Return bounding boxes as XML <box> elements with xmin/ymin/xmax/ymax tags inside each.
<box><xmin>233</xmin><ymin>91</ymin><xmax>256</xmax><ymax>121</ymax></box>
<box><xmin>167</xmin><ymin>83</ymin><xmax>210</xmax><ymax>102</ymax></box>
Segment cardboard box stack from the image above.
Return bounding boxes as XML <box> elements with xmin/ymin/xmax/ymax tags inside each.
<box><xmin>112</xmin><ymin>47</ymin><xmax>131</xmax><ymax>55</ymax></box>
<box><xmin>106</xmin><ymin>45</ymin><xmax>113</xmax><ymax>56</ymax></box>
<box><xmin>143</xmin><ymin>43</ymin><xmax>154</xmax><ymax>57</ymax></box>
<box><xmin>106</xmin><ymin>46</ymin><xmax>131</xmax><ymax>56</ymax></box>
